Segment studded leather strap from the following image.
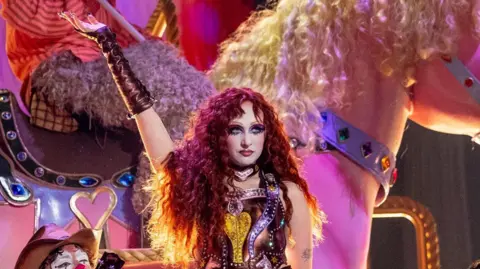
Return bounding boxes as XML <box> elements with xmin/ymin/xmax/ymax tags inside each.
<box><xmin>316</xmin><ymin>110</ymin><xmax>397</xmax><ymax>204</ymax></box>
<box><xmin>441</xmin><ymin>56</ymin><xmax>480</xmax><ymax>104</ymax></box>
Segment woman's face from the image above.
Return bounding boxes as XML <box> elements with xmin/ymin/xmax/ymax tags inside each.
<box><xmin>226</xmin><ymin>101</ymin><xmax>266</xmax><ymax>167</ymax></box>
<box><xmin>46</xmin><ymin>244</ymin><xmax>91</xmax><ymax>269</ymax></box>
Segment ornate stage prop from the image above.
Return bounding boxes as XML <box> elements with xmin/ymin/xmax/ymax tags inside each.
<box><xmin>370</xmin><ymin>196</ymin><xmax>441</xmax><ymax>269</ymax></box>
<box><xmin>0</xmin><ymin>89</ymin><xmax>144</xmax><ymax>268</ymax></box>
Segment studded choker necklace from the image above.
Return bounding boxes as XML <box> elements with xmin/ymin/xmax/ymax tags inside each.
<box><xmin>232</xmin><ymin>164</ymin><xmax>259</xmax><ymax>182</ymax></box>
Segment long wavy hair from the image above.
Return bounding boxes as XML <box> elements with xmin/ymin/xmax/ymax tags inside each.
<box><xmin>209</xmin><ymin>0</ymin><xmax>478</xmax><ymax>145</ymax></box>
<box><xmin>146</xmin><ymin>88</ymin><xmax>323</xmax><ymax>266</ymax></box>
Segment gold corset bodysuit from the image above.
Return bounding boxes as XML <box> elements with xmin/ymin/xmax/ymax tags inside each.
<box><xmin>199</xmin><ymin>172</ymin><xmax>291</xmax><ymax>269</ymax></box>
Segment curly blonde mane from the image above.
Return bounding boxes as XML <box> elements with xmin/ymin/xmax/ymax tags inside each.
<box><xmin>209</xmin><ymin>0</ymin><xmax>478</xmax><ymax>145</ymax></box>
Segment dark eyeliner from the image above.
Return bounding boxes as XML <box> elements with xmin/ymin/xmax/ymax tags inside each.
<box><xmin>250</xmin><ymin>124</ymin><xmax>265</xmax><ymax>134</ymax></box>
<box><xmin>228</xmin><ymin>125</ymin><xmax>244</xmax><ymax>135</ymax></box>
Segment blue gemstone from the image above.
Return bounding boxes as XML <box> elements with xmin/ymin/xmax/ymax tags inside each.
<box><xmin>1</xmin><ymin>112</ymin><xmax>11</xmax><ymax>120</ymax></box>
<box><xmin>16</xmin><ymin>152</ymin><xmax>27</xmax><ymax>162</ymax></box>
<box><xmin>6</xmin><ymin>131</ymin><xmax>17</xmax><ymax>140</ymax></box>
<box><xmin>117</xmin><ymin>172</ymin><xmax>135</xmax><ymax>187</ymax></box>
<box><xmin>34</xmin><ymin>167</ymin><xmax>45</xmax><ymax>177</ymax></box>
<box><xmin>320</xmin><ymin>112</ymin><xmax>328</xmax><ymax>122</ymax></box>
<box><xmin>11</xmin><ymin>183</ymin><xmax>26</xmax><ymax>196</ymax></box>
<box><xmin>56</xmin><ymin>176</ymin><xmax>66</xmax><ymax>185</ymax></box>
<box><xmin>79</xmin><ymin>177</ymin><xmax>98</xmax><ymax>187</ymax></box>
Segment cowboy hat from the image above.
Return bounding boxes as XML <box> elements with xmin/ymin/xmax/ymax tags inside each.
<box><xmin>14</xmin><ymin>223</ymin><xmax>100</xmax><ymax>269</ymax></box>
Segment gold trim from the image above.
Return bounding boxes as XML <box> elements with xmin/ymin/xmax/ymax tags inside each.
<box><xmin>69</xmin><ymin>186</ymin><xmax>118</xmax><ymax>230</ymax></box>
<box><xmin>373</xmin><ymin>196</ymin><xmax>440</xmax><ymax>269</ymax></box>
<box><xmin>99</xmin><ymin>248</ymin><xmax>162</xmax><ymax>263</ymax></box>
<box><xmin>145</xmin><ymin>0</ymin><xmax>179</xmax><ymax>45</ymax></box>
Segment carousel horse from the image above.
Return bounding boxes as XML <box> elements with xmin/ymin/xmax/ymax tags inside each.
<box><xmin>0</xmin><ymin>1</ymin><xmax>213</xmax><ymax>268</ymax></box>
<box><xmin>209</xmin><ymin>0</ymin><xmax>480</xmax><ymax>267</ymax></box>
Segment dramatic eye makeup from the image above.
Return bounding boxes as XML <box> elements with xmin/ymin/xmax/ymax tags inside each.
<box><xmin>55</xmin><ymin>262</ymin><xmax>71</xmax><ymax>268</ymax></box>
<box><xmin>249</xmin><ymin>124</ymin><xmax>265</xmax><ymax>135</ymax></box>
<box><xmin>228</xmin><ymin>125</ymin><xmax>244</xmax><ymax>135</ymax></box>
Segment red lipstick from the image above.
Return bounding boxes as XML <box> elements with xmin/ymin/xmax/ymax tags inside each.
<box><xmin>240</xmin><ymin>150</ymin><xmax>253</xmax><ymax>157</ymax></box>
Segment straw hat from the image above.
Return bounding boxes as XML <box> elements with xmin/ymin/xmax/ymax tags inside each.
<box><xmin>14</xmin><ymin>223</ymin><xmax>100</xmax><ymax>269</ymax></box>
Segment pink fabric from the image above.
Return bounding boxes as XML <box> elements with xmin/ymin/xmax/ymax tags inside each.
<box><xmin>0</xmin><ymin>203</ymin><xmax>36</xmax><ymax>269</ymax></box>
<box><xmin>64</xmin><ymin>219</ymin><xmax>82</xmax><ymax>235</ymax></box>
<box><xmin>107</xmin><ymin>217</ymin><xmax>140</xmax><ymax>249</ymax></box>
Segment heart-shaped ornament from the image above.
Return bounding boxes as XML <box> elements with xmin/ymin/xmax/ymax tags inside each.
<box><xmin>69</xmin><ymin>186</ymin><xmax>117</xmax><ymax>230</ymax></box>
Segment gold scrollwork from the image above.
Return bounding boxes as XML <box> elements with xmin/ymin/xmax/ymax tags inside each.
<box><xmin>373</xmin><ymin>196</ymin><xmax>440</xmax><ymax>269</ymax></box>
<box><xmin>146</xmin><ymin>0</ymin><xmax>179</xmax><ymax>45</ymax></box>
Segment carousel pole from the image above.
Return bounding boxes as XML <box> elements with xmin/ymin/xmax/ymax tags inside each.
<box><xmin>95</xmin><ymin>0</ymin><xmax>146</xmax><ymax>42</ymax></box>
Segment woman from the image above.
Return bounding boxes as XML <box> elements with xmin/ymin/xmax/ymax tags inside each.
<box><xmin>59</xmin><ymin>12</ymin><xmax>324</xmax><ymax>269</ymax></box>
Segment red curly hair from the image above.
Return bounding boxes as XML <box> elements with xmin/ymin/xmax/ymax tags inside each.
<box><xmin>147</xmin><ymin>88</ymin><xmax>323</xmax><ymax>266</ymax></box>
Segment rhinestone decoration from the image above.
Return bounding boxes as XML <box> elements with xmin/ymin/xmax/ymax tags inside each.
<box><xmin>234</xmin><ymin>167</ymin><xmax>255</xmax><ymax>181</ymax></box>
<box><xmin>381</xmin><ymin>156</ymin><xmax>391</xmax><ymax>171</ymax></box>
<box><xmin>56</xmin><ymin>176</ymin><xmax>66</xmax><ymax>186</ymax></box>
<box><xmin>271</xmin><ymin>257</ymin><xmax>278</xmax><ymax>264</ymax></box>
<box><xmin>338</xmin><ymin>128</ymin><xmax>350</xmax><ymax>141</ymax></box>
<box><xmin>79</xmin><ymin>177</ymin><xmax>98</xmax><ymax>187</ymax></box>
<box><xmin>10</xmin><ymin>183</ymin><xmax>26</xmax><ymax>196</ymax></box>
<box><xmin>34</xmin><ymin>167</ymin><xmax>45</xmax><ymax>177</ymax></box>
<box><xmin>465</xmin><ymin>77</ymin><xmax>474</xmax><ymax>87</ymax></box>
<box><xmin>390</xmin><ymin>168</ymin><xmax>398</xmax><ymax>187</ymax></box>
<box><xmin>117</xmin><ymin>172</ymin><xmax>135</xmax><ymax>187</ymax></box>
<box><xmin>361</xmin><ymin>142</ymin><xmax>373</xmax><ymax>158</ymax></box>
<box><xmin>0</xmin><ymin>95</ymin><xmax>9</xmax><ymax>103</ymax></box>
<box><xmin>264</xmin><ymin>173</ymin><xmax>275</xmax><ymax>183</ymax></box>
<box><xmin>16</xmin><ymin>152</ymin><xmax>27</xmax><ymax>162</ymax></box>
<box><xmin>1</xmin><ymin>111</ymin><xmax>12</xmax><ymax>120</ymax></box>
<box><xmin>256</xmin><ymin>255</ymin><xmax>273</xmax><ymax>269</ymax></box>
<box><xmin>227</xmin><ymin>198</ymin><xmax>244</xmax><ymax>216</ymax></box>
<box><xmin>320</xmin><ymin>112</ymin><xmax>328</xmax><ymax>122</ymax></box>
<box><xmin>248</xmin><ymin>178</ymin><xmax>279</xmax><ymax>258</ymax></box>
<box><xmin>6</xmin><ymin>131</ymin><xmax>17</xmax><ymax>140</ymax></box>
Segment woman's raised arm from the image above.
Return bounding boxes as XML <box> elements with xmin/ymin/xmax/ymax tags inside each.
<box><xmin>59</xmin><ymin>12</ymin><xmax>174</xmax><ymax>171</ymax></box>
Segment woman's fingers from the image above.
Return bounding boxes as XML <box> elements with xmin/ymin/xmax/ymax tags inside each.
<box><xmin>87</xmin><ymin>14</ymin><xmax>99</xmax><ymax>25</ymax></box>
<box><xmin>58</xmin><ymin>10</ymin><xmax>104</xmax><ymax>33</ymax></box>
<box><xmin>58</xmin><ymin>11</ymin><xmax>76</xmax><ymax>27</ymax></box>
<box><xmin>69</xmin><ymin>12</ymin><xmax>86</xmax><ymax>31</ymax></box>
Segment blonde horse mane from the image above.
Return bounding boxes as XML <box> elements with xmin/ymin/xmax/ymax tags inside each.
<box><xmin>209</xmin><ymin>0</ymin><xmax>478</xmax><ymax>145</ymax></box>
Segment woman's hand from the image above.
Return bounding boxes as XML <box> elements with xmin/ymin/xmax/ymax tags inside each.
<box><xmin>58</xmin><ymin>11</ymin><xmax>107</xmax><ymax>37</ymax></box>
